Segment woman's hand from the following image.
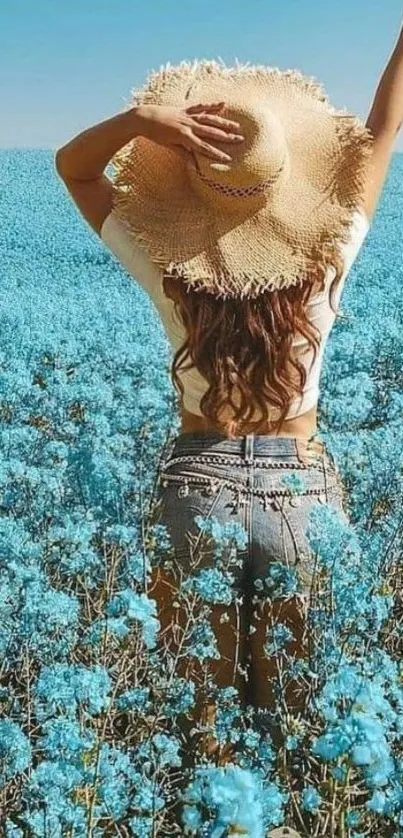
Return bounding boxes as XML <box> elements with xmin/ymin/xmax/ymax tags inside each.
<box><xmin>134</xmin><ymin>102</ymin><xmax>244</xmax><ymax>162</ymax></box>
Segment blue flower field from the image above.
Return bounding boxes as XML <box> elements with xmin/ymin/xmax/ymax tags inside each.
<box><xmin>0</xmin><ymin>149</ymin><xmax>402</xmax><ymax>837</ymax></box>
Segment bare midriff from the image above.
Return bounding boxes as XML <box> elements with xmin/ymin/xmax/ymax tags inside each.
<box><xmin>180</xmin><ymin>403</ymin><xmax>318</xmax><ymax>440</ymax></box>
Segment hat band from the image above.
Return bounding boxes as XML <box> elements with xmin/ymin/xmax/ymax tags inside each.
<box><xmin>193</xmin><ymin>158</ymin><xmax>286</xmax><ymax>197</ymax></box>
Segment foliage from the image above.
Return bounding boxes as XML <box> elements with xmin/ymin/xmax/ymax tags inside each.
<box><xmin>0</xmin><ymin>151</ymin><xmax>402</xmax><ymax>836</ymax></box>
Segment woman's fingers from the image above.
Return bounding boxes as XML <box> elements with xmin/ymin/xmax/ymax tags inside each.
<box><xmin>191</xmin><ymin>112</ymin><xmax>243</xmax><ymax>133</ymax></box>
<box><xmin>192</xmin><ymin>122</ymin><xmax>244</xmax><ymax>144</ymax></box>
<box><xmin>186</xmin><ymin>101</ymin><xmax>225</xmax><ymax>114</ymax></box>
<box><xmin>185</xmin><ymin>133</ymin><xmax>233</xmax><ymax>162</ymax></box>
<box><xmin>180</xmin><ymin>103</ymin><xmax>245</xmax><ymax>160</ymax></box>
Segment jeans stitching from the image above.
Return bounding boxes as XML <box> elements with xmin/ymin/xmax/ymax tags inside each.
<box><xmin>277</xmin><ymin>497</ymin><xmax>307</xmax><ymax>558</ymax></box>
<box><xmin>162</xmin><ymin>453</ymin><xmax>324</xmax><ymax>470</ymax></box>
<box><xmin>158</xmin><ymin>471</ymin><xmax>335</xmax><ymax>503</ymax></box>
<box><xmin>245</xmin><ymin>436</ymin><xmax>254</xmax><ymax>571</ymax></box>
<box><xmin>157</xmin><ymin>482</ymin><xmax>227</xmax><ymax>565</ymax></box>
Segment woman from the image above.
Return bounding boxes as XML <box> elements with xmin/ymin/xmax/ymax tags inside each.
<box><xmin>55</xmin><ymin>23</ymin><xmax>402</xmax><ymax>803</ymax></box>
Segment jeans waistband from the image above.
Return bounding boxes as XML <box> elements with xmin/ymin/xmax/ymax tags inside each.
<box><xmin>168</xmin><ymin>431</ymin><xmax>325</xmax><ymax>464</ymax></box>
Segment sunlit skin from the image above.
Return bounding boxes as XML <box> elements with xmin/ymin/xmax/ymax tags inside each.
<box><xmin>180</xmin><ymin>402</ymin><xmax>319</xmax><ymax>439</ymax></box>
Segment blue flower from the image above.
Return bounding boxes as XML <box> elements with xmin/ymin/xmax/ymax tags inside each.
<box><xmin>187</xmin><ymin>620</ymin><xmax>220</xmax><ymax>661</ymax></box>
<box><xmin>301</xmin><ymin>785</ymin><xmax>322</xmax><ymax>813</ymax></box>
<box><xmin>181</xmin><ymin>765</ymin><xmax>288</xmax><ymax>835</ymax></box>
<box><xmin>151</xmin><ymin>733</ymin><xmax>182</xmax><ymax>767</ymax></box>
<box><xmin>106</xmin><ymin>589</ymin><xmax>160</xmax><ymax>648</ymax></box>
<box><xmin>345</xmin><ymin>810</ymin><xmax>361</xmax><ymax>826</ymax></box>
<box><xmin>285</xmin><ymin>735</ymin><xmax>299</xmax><ymax>751</ymax></box>
<box><xmin>264</xmin><ymin>563</ymin><xmax>298</xmax><ymax>597</ymax></box>
<box><xmin>280</xmin><ymin>473</ymin><xmax>306</xmax><ymax>494</ymax></box>
<box><xmin>366</xmin><ymin>790</ymin><xmax>388</xmax><ymax>814</ymax></box>
<box><xmin>4</xmin><ymin>822</ymin><xmax>24</xmax><ymax>838</ymax></box>
<box><xmin>193</xmin><ymin>516</ymin><xmax>248</xmax><ymax>558</ymax></box>
<box><xmin>33</xmin><ymin>663</ymin><xmax>112</xmax><ymax>720</ymax></box>
<box><xmin>264</xmin><ymin>623</ymin><xmax>295</xmax><ymax>657</ymax></box>
<box><xmin>130</xmin><ymin>775</ymin><xmax>165</xmax><ymax>812</ymax></box>
<box><xmin>116</xmin><ymin>686</ymin><xmax>151</xmax><ymax>713</ymax></box>
<box><xmin>128</xmin><ymin>815</ymin><xmax>154</xmax><ymax>837</ymax></box>
<box><xmin>181</xmin><ymin>567</ymin><xmax>235</xmax><ymax>604</ymax></box>
<box><xmin>164</xmin><ymin>677</ymin><xmax>196</xmax><ymax>715</ymax></box>
<box><xmin>0</xmin><ymin>721</ymin><xmax>31</xmax><ymax>787</ymax></box>
<box><xmin>37</xmin><ymin>718</ymin><xmax>96</xmax><ymax>759</ymax></box>
<box><xmin>82</xmin><ymin>615</ymin><xmax>130</xmax><ymax>647</ymax></box>
<box><xmin>182</xmin><ymin>804</ymin><xmax>203</xmax><ymax>830</ymax></box>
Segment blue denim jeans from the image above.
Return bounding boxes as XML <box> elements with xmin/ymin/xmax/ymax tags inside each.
<box><xmin>150</xmin><ymin>431</ymin><xmax>349</xmax><ymax>724</ymax></box>
<box><xmin>154</xmin><ymin>431</ymin><xmax>348</xmax><ymax>595</ymax></box>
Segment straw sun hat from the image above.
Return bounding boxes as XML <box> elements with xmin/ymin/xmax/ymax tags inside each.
<box><xmin>109</xmin><ymin>59</ymin><xmax>373</xmax><ymax>299</ymax></box>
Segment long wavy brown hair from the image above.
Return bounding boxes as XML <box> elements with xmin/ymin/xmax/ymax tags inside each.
<box><xmin>162</xmin><ymin>250</ymin><xmax>345</xmax><ymax>440</ymax></box>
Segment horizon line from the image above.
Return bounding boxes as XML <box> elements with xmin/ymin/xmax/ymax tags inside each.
<box><xmin>1</xmin><ymin>146</ymin><xmax>402</xmax><ymax>154</ymax></box>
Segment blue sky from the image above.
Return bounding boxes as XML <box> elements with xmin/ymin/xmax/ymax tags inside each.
<box><xmin>1</xmin><ymin>0</ymin><xmax>402</xmax><ymax>151</ymax></box>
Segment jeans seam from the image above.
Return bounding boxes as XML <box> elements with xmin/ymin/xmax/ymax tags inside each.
<box><xmin>277</xmin><ymin>497</ymin><xmax>307</xmax><ymax>558</ymax></box>
<box><xmin>184</xmin><ymin>482</ymin><xmax>227</xmax><ymax>563</ymax></box>
<box><xmin>245</xmin><ymin>435</ymin><xmax>254</xmax><ymax>572</ymax></box>
<box><xmin>162</xmin><ymin>453</ymin><xmax>324</xmax><ymax>470</ymax></box>
<box><xmin>158</xmin><ymin>471</ymin><xmax>335</xmax><ymax>502</ymax></box>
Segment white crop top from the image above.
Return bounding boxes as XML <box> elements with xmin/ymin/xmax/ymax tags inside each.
<box><xmin>100</xmin><ymin>208</ymin><xmax>370</xmax><ymax>419</ymax></box>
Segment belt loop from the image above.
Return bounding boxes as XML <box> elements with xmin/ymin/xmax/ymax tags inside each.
<box><xmin>295</xmin><ymin>437</ymin><xmax>324</xmax><ymax>466</ymax></box>
<box><xmin>244</xmin><ymin>433</ymin><xmax>254</xmax><ymax>465</ymax></box>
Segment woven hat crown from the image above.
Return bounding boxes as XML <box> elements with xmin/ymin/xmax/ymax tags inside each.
<box><xmin>190</xmin><ymin>101</ymin><xmax>290</xmax><ymax>203</ymax></box>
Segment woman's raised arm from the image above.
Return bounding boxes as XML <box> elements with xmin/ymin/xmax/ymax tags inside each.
<box><xmin>363</xmin><ymin>19</ymin><xmax>403</xmax><ymax>221</ymax></box>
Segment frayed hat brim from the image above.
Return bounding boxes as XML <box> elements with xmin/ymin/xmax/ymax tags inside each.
<box><xmin>109</xmin><ymin>59</ymin><xmax>373</xmax><ymax>298</ymax></box>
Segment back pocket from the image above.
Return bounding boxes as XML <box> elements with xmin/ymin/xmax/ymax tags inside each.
<box><xmin>152</xmin><ymin>472</ymin><xmax>227</xmax><ymax>566</ymax></box>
